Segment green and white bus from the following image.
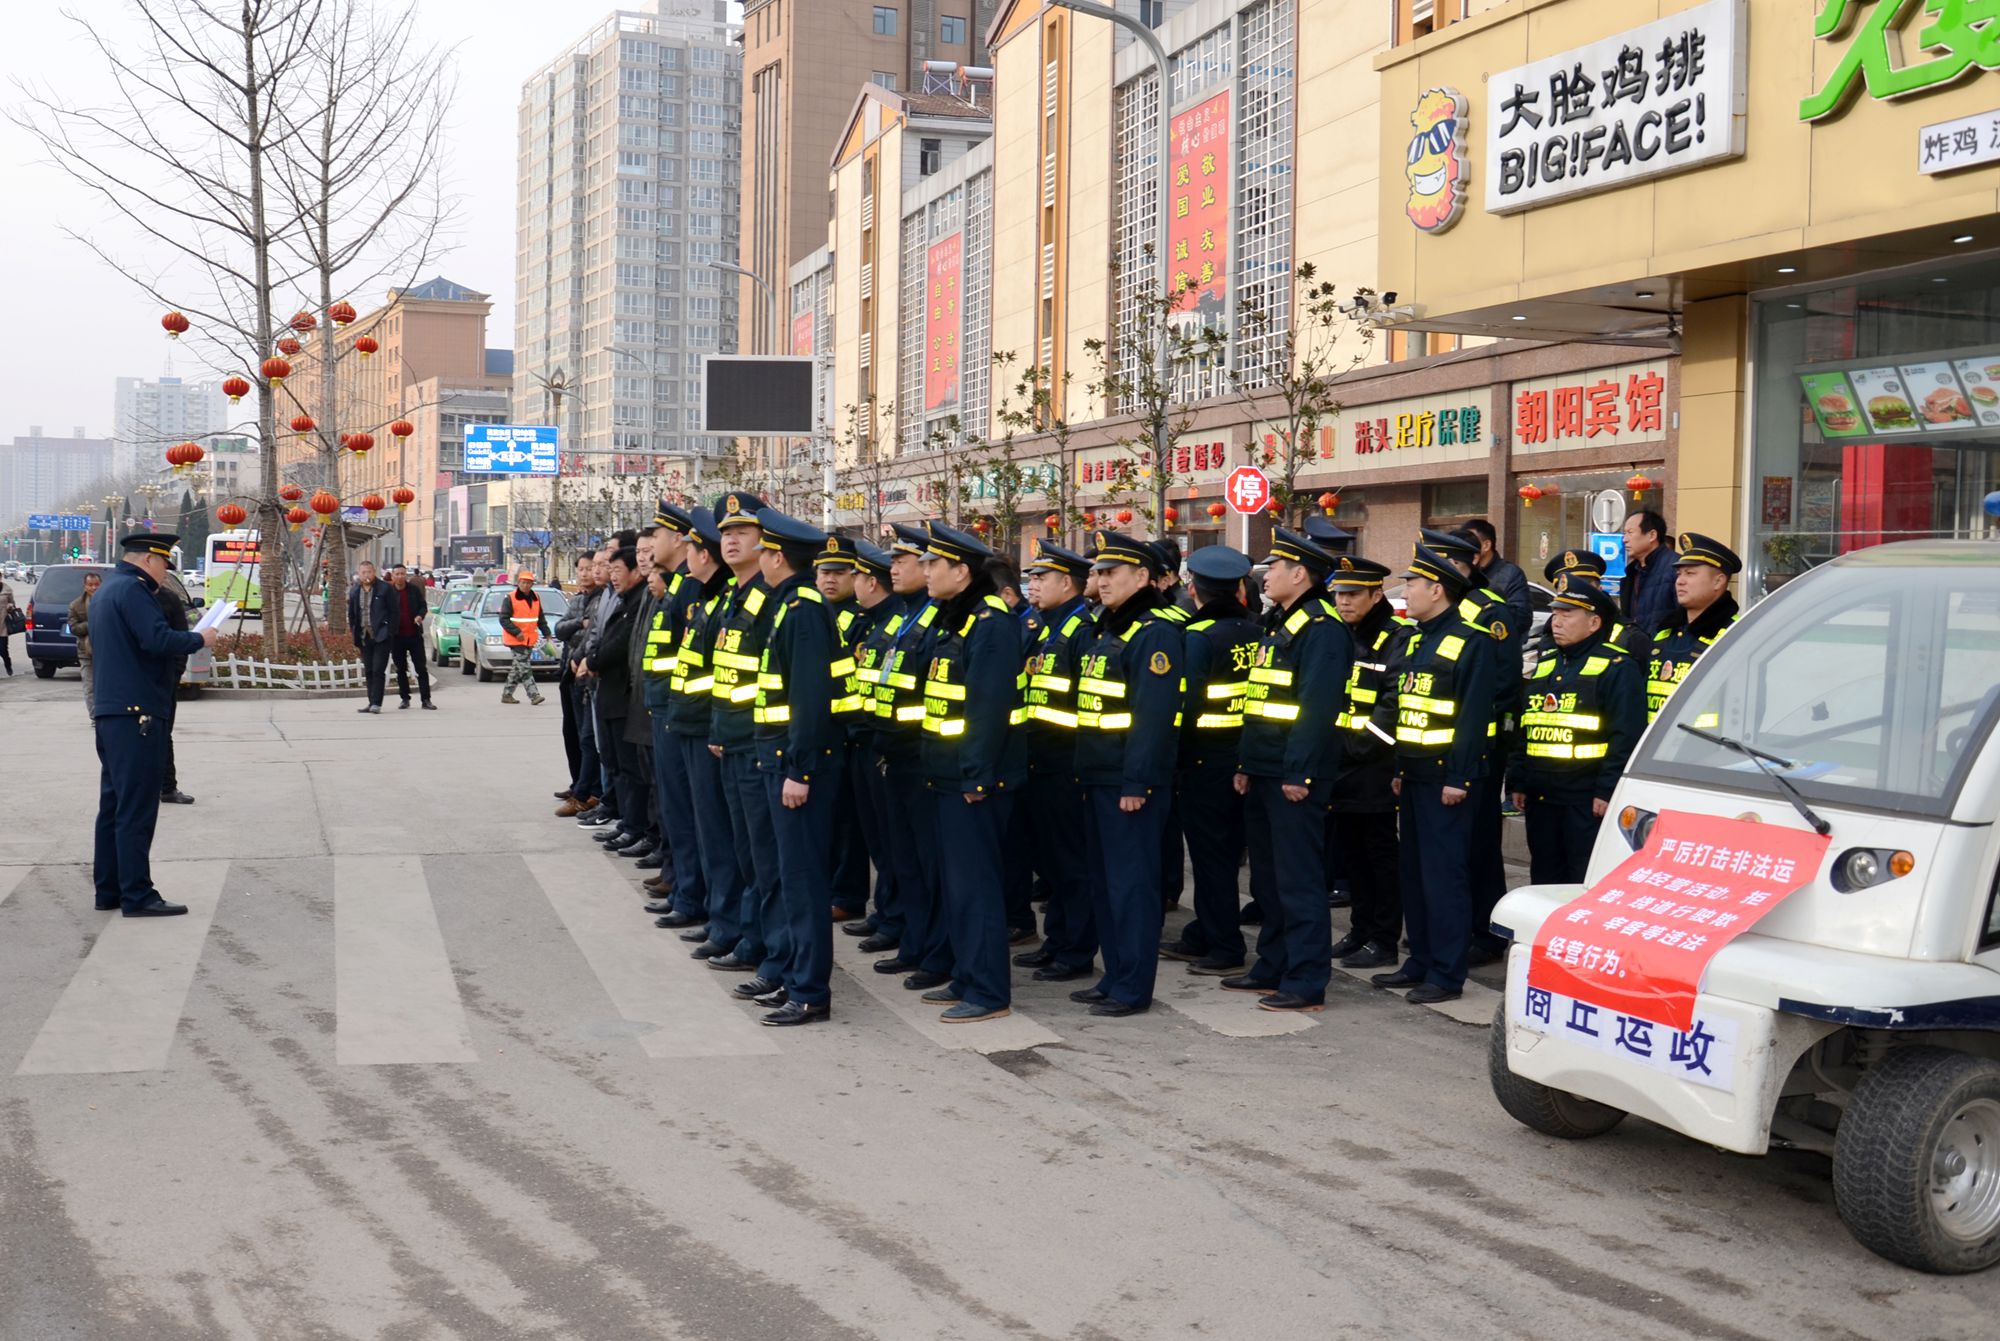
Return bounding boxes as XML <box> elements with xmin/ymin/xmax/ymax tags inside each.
<box><xmin>203</xmin><ymin>529</ymin><xmax>265</xmax><ymax>614</ymax></box>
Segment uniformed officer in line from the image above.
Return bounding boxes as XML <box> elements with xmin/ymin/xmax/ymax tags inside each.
<box><xmin>1303</xmin><ymin>517</ymin><xmax>1356</xmax><ymax>554</ymax></box>
<box><xmin>1065</xmin><ymin>532</ymin><xmax>1182</xmax><ymax>1016</ymax></box>
<box><xmin>1646</xmin><ymin>532</ymin><xmax>1742</xmax><ymax>722</ymax></box>
<box><xmin>746</xmin><ymin>509</ymin><xmax>850</xmax><ymax>1025</ymax></box>
<box><xmin>664</xmin><ymin>509</ymin><xmax>741</xmax><ymax>942</ymax></box>
<box><xmin>1542</xmin><ymin>550</ymin><xmax>1639</xmax><ymax>657</ymax></box>
<box><xmin>700</xmin><ymin>491</ymin><xmax>786</xmax><ymax>982</ymax></box>
<box><xmin>1510</xmin><ymin>578</ymin><xmax>1646</xmax><ymax>884</ymax></box>
<box><xmin>90</xmin><ymin>532</ymin><xmax>216</xmax><ymax>916</ymax></box>
<box><xmin>1160</xmin><ymin>546</ymin><xmax>1260</xmax><ymax>976</ymax></box>
<box><xmin>1229</xmin><ymin>528</ymin><xmax>1350</xmax><ymax>1011</ymax></box>
<box><xmin>640</xmin><ymin>503</ymin><xmax>705</xmax><ymax>923</ymax></box>
<box><xmin>1326</xmin><ymin>555</ymin><xmax>1411</xmax><ymax>970</ymax></box>
<box><xmin>864</xmin><ymin>523</ymin><xmax>945</xmax><ymax>978</ymax></box>
<box><xmin>1375</xmin><ymin>542</ymin><xmax>1498</xmax><ymax>1005</ymax></box>
<box><xmin>1147</xmin><ymin>539</ymin><xmax>1191</xmax><ymax>917</ymax></box>
<box><xmin>1304</xmin><ymin>515</ymin><xmax>1358</xmax><ymax>912</ymax></box>
<box><xmin>1423</xmin><ymin>527</ymin><xmax>1525</xmax><ymax>967</ymax></box>
<box><xmin>916</xmin><ymin>521</ymin><xmax>1029</xmax><ymax>1023</ymax></box>
<box><xmin>837</xmin><ymin>541</ymin><xmax>901</xmax><ymax>943</ymax></box>
<box><xmin>1013</xmin><ymin>539</ymin><xmax>1100</xmax><ymax>984</ymax></box>
<box><xmin>813</xmin><ymin>533</ymin><xmax>872</xmax><ymax>925</ymax></box>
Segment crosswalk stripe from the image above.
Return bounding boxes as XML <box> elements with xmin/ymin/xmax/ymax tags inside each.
<box><xmin>0</xmin><ymin>866</ymin><xmax>27</xmax><ymax>910</ymax></box>
<box><xmin>830</xmin><ymin>937</ymin><xmax>1060</xmax><ymax>1055</ymax></box>
<box><xmin>15</xmin><ymin>860</ymin><xmax>228</xmax><ymax>1075</ymax></box>
<box><xmin>335</xmin><ymin>855</ymin><xmax>477</xmax><ymax>1066</ymax></box>
<box><xmin>1154</xmin><ymin>971</ymin><xmax>1323</xmax><ymax>1037</ymax></box>
<box><xmin>523</xmin><ymin>851</ymin><xmax>781</xmax><ymax>1059</ymax></box>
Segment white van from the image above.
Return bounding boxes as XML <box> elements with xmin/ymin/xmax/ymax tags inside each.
<box><xmin>1489</xmin><ymin>540</ymin><xmax>2000</xmax><ymax>1273</ymax></box>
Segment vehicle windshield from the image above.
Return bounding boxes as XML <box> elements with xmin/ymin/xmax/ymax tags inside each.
<box><xmin>443</xmin><ymin>589</ymin><xmax>478</xmax><ymax>614</ymax></box>
<box><xmin>28</xmin><ymin>565</ymin><xmax>112</xmax><ymax>608</ymax></box>
<box><xmin>1636</xmin><ymin>559</ymin><xmax>2000</xmax><ymax>817</ymax></box>
<box><xmin>480</xmin><ymin>587</ymin><xmax>569</xmax><ymax>617</ymax></box>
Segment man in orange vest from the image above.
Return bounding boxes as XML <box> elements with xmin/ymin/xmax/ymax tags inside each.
<box><xmin>500</xmin><ymin>569</ymin><xmax>550</xmax><ymax>705</ymax></box>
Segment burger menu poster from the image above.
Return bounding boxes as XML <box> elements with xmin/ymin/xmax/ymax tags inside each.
<box><xmin>1799</xmin><ymin>371</ymin><xmax>1866</xmax><ymax>438</ymax></box>
<box><xmin>1950</xmin><ymin>356</ymin><xmax>2000</xmax><ymax>427</ymax></box>
<box><xmin>1845</xmin><ymin>366</ymin><xmax>1923</xmax><ymax>435</ymax></box>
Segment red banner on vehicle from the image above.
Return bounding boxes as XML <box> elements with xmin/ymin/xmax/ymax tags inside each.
<box><xmin>1527</xmin><ymin>810</ymin><xmax>1830</xmax><ymax>1033</ymax></box>
<box><xmin>924</xmin><ymin>233</ymin><xmax>962</xmax><ymax>413</ymax></box>
<box><xmin>1168</xmin><ymin>90</ymin><xmax>1230</xmax><ymax>322</ymax></box>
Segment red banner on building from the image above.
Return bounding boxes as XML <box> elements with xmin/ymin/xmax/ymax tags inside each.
<box><xmin>925</xmin><ymin>234</ymin><xmax>963</xmax><ymax>413</ymax></box>
<box><xmin>1528</xmin><ymin>811</ymin><xmax>1829</xmax><ymax>1032</ymax></box>
<box><xmin>792</xmin><ymin>312</ymin><xmax>814</xmax><ymax>357</ymax></box>
<box><xmin>1168</xmin><ymin>91</ymin><xmax>1231</xmax><ymax>323</ymax></box>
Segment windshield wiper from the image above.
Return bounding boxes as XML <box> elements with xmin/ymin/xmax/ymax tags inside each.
<box><xmin>1677</xmin><ymin>723</ymin><xmax>1832</xmax><ymax>836</ymax></box>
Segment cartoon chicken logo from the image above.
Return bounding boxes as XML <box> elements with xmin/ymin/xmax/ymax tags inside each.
<box><xmin>1405</xmin><ymin>87</ymin><xmax>1468</xmax><ymax>234</ymax></box>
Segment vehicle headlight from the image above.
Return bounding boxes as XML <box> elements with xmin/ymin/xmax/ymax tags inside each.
<box><xmin>1617</xmin><ymin>805</ymin><xmax>1657</xmax><ymax>852</ymax></box>
<box><xmin>1830</xmin><ymin>847</ymin><xmax>1916</xmax><ymax>893</ymax></box>
<box><xmin>483</xmin><ymin>634</ymin><xmax>505</xmax><ymax>646</ymax></box>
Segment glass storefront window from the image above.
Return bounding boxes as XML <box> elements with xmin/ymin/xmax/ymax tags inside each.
<box><xmin>1511</xmin><ymin>467</ymin><xmax>1670</xmax><ymax>593</ymax></box>
<box><xmin>1751</xmin><ymin>258</ymin><xmax>2000</xmax><ymax>599</ymax></box>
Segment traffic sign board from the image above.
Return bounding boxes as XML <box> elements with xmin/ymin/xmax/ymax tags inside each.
<box><xmin>1589</xmin><ymin>488</ymin><xmax>1627</xmax><ymax>534</ymax></box>
<box><xmin>1589</xmin><ymin>531</ymin><xmax>1627</xmax><ymax>579</ymax></box>
<box><xmin>27</xmin><ymin>513</ymin><xmax>93</xmax><ymax>531</ymax></box>
<box><xmin>464</xmin><ymin>424</ymin><xmax>559</xmax><ymax>475</ymax></box>
<box><xmin>1224</xmin><ymin>466</ymin><xmax>1271</xmax><ymax>515</ymax></box>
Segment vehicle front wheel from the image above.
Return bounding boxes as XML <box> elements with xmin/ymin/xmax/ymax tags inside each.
<box><xmin>1834</xmin><ymin>1046</ymin><xmax>2000</xmax><ymax>1274</ymax></box>
<box><xmin>1488</xmin><ymin>1001</ymin><xmax>1627</xmax><ymax>1140</ymax></box>
<box><xmin>32</xmin><ymin>660</ymin><xmax>56</xmax><ymax>679</ymax></box>
<box><xmin>476</xmin><ymin>661</ymin><xmax>492</xmax><ymax>682</ymax></box>
<box><xmin>461</xmin><ymin>653</ymin><xmax>474</xmax><ymax>677</ymax></box>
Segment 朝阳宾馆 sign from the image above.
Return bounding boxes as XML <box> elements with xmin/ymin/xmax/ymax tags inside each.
<box><xmin>1485</xmin><ymin>0</ymin><xmax>1747</xmax><ymax>215</ymax></box>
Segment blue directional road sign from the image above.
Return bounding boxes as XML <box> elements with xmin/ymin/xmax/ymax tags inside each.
<box><xmin>27</xmin><ymin>513</ymin><xmax>93</xmax><ymax>531</ymax></box>
<box><xmin>464</xmin><ymin>424</ymin><xmax>559</xmax><ymax>475</ymax></box>
<box><xmin>1588</xmin><ymin>532</ymin><xmax>1627</xmax><ymax>579</ymax></box>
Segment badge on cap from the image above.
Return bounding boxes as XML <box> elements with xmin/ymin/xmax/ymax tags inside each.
<box><xmin>824</xmin><ymin>536</ymin><xmax>839</xmax><ymax>553</ymax></box>
<box><xmin>727</xmin><ymin>494</ymin><xmax>741</xmax><ymax>514</ymax></box>
<box><xmin>1562</xmin><ymin>551</ymin><xmax>1577</xmax><ymax>569</ymax></box>
<box><xmin>1094</xmin><ymin>531</ymin><xmax>1109</xmax><ymax>549</ymax></box>
<box><xmin>1337</xmin><ymin>557</ymin><xmax>1354</xmax><ymax>572</ymax></box>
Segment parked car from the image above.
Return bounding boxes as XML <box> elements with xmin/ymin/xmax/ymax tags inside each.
<box><xmin>24</xmin><ymin>563</ymin><xmax>112</xmax><ymax>677</ymax></box>
<box><xmin>458</xmin><ymin>585</ymin><xmax>570</xmax><ymax>681</ymax></box>
<box><xmin>425</xmin><ymin>585</ymin><xmax>483</xmax><ymax>666</ymax></box>
<box><xmin>1488</xmin><ymin>540</ymin><xmax>2000</xmax><ymax>1274</ymax></box>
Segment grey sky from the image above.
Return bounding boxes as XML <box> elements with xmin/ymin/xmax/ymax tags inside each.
<box><xmin>0</xmin><ymin>1</ymin><xmax>741</xmax><ymax>446</ymax></box>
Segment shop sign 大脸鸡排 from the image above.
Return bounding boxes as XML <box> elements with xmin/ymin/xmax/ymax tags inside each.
<box><xmin>1512</xmin><ymin>362</ymin><xmax>1670</xmax><ymax>451</ymax></box>
<box><xmin>1485</xmin><ymin>0</ymin><xmax>1747</xmax><ymax>215</ymax></box>
<box><xmin>1327</xmin><ymin>389</ymin><xmax>1493</xmax><ymax>472</ymax></box>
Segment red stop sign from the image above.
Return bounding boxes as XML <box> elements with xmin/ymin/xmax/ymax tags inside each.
<box><xmin>1224</xmin><ymin>465</ymin><xmax>1272</xmax><ymax>515</ymax></box>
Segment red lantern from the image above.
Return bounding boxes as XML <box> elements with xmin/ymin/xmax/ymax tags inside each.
<box><xmin>216</xmin><ymin>502</ymin><xmax>248</xmax><ymax>527</ymax></box>
<box><xmin>1044</xmin><ymin>512</ymin><xmax>1060</xmax><ymax>530</ymax></box>
<box><xmin>971</xmin><ymin>517</ymin><xmax>990</xmax><ymax>535</ymax></box>
<box><xmin>1265</xmin><ymin>502</ymin><xmax>1282</xmax><ymax>518</ymax></box>
<box><xmin>290</xmin><ymin>414</ymin><xmax>315</xmax><ymax>433</ymax></box>
<box><xmin>277</xmin><ymin>336</ymin><xmax>302</xmax><ymax>356</ymax></box>
<box><xmin>285</xmin><ymin>506</ymin><xmax>310</xmax><ymax>532</ymax></box>
<box><xmin>1206</xmin><ymin>502</ymin><xmax>1225</xmax><ymax>520</ymax></box>
<box><xmin>391</xmin><ymin>486</ymin><xmax>417</xmax><ymax>512</ymax></box>
<box><xmin>1083</xmin><ymin>511</ymin><xmax>1097</xmax><ymax>528</ymax></box>
<box><xmin>1626</xmin><ymin>471</ymin><xmax>1656</xmax><ymax>501</ymax></box>
<box><xmin>360</xmin><ymin>493</ymin><xmax>386</xmax><ymax>517</ymax></box>
<box><xmin>261</xmin><ymin>356</ymin><xmax>291</xmax><ymax>386</ymax></box>
<box><xmin>354</xmin><ymin>335</ymin><xmax>379</xmax><ymax>358</ymax></box>
<box><xmin>309</xmin><ymin>489</ymin><xmax>339</xmax><ymax>523</ymax></box>
<box><xmin>1518</xmin><ymin>483</ymin><xmax>1544</xmax><ymax>508</ymax></box>
<box><xmin>165</xmin><ymin>441</ymin><xmax>205</xmax><ymax>473</ymax></box>
<box><xmin>328</xmin><ymin>300</ymin><xmax>357</xmax><ymax>326</ymax></box>
<box><xmin>221</xmin><ymin>376</ymin><xmax>250</xmax><ymax>403</ymax></box>
<box><xmin>278</xmin><ymin>483</ymin><xmax>304</xmax><ymax>503</ymax></box>
<box><xmin>389</xmin><ymin>419</ymin><xmax>414</xmax><ymax>441</ymax></box>
<box><xmin>1116</xmin><ymin>508</ymin><xmax>1134</xmax><ymax>524</ymax></box>
<box><xmin>1318</xmin><ymin>490</ymin><xmax>1339</xmax><ymax>515</ymax></box>
<box><xmin>290</xmin><ymin>310</ymin><xmax>317</xmax><ymax>332</ymax></box>
<box><xmin>1164</xmin><ymin>506</ymin><xmax>1179</xmax><ymax>524</ymax></box>
<box><xmin>161</xmin><ymin>311</ymin><xmax>190</xmax><ymax>339</ymax></box>
<box><xmin>345</xmin><ymin>432</ymin><xmax>375</xmax><ymax>456</ymax></box>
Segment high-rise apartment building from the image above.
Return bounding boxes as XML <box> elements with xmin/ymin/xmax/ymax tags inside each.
<box><xmin>516</xmin><ymin>3</ymin><xmax>742</xmax><ymax>504</ymax></box>
<box><xmin>112</xmin><ymin>376</ymin><xmax>230</xmax><ymax>481</ymax></box>
<box><xmin>741</xmin><ymin>0</ymin><xmax>1000</xmax><ymax>352</ymax></box>
<box><xmin>0</xmin><ymin>427</ymin><xmax>114</xmax><ymax>526</ymax></box>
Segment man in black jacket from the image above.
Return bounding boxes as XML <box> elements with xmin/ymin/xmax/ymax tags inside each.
<box><xmin>1327</xmin><ymin>556</ymin><xmax>1410</xmax><ymax>969</ymax></box>
<box><xmin>385</xmin><ymin>564</ymin><xmax>433</xmax><ymax>709</ymax></box>
<box><xmin>349</xmin><ymin>561</ymin><xmax>396</xmax><ymax>713</ymax></box>
<box><xmin>587</xmin><ymin>548</ymin><xmax>647</xmax><ymax>851</ymax></box>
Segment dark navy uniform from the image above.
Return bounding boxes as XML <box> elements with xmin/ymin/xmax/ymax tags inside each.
<box><xmin>1168</xmin><ymin>546</ymin><xmax>1259</xmax><ymax>972</ymax></box>
<box><xmin>815</xmin><ymin>533</ymin><xmax>871</xmax><ymax>922</ymax></box>
<box><xmin>1543</xmin><ymin>549</ymin><xmax>1639</xmax><ymax>659</ymax></box>
<box><xmin>869</xmin><ymin>525</ymin><xmax>944</xmax><ymax>976</ymax></box>
<box><xmin>646</xmin><ymin>502</ymin><xmax>707</xmax><ymax>925</ymax></box>
<box><xmin>91</xmin><ymin>535</ymin><xmax>206</xmax><ymax>915</ymax></box>
<box><xmin>1236</xmin><ymin>529</ymin><xmax>1351</xmax><ymax>1007</ymax></box>
<box><xmin>1018</xmin><ymin>541</ymin><xmax>1098</xmax><ymax>979</ymax></box>
<box><xmin>1327</xmin><ymin>557</ymin><xmax>1412</xmax><ymax>964</ymax></box>
<box><xmin>834</xmin><ymin>542</ymin><xmax>898</xmax><ymax>943</ymax></box>
<box><xmin>919</xmin><ymin>524</ymin><xmax>1028</xmax><ymax>1018</ymax></box>
<box><xmin>1391</xmin><ymin>544</ymin><xmax>1499</xmax><ymax>996</ymax></box>
<box><xmin>752</xmin><ymin>509</ymin><xmax>849</xmax><ymax>1023</ymax></box>
<box><xmin>1646</xmin><ymin>532</ymin><xmax>1743</xmax><ymax>722</ymax></box>
<box><xmin>670</xmin><ymin>510</ymin><xmax>743</xmax><ymax>955</ymax></box>
<box><xmin>1511</xmin><ymin>580</ymin><xmax>1646</xmax><ymax>884</ymax></box>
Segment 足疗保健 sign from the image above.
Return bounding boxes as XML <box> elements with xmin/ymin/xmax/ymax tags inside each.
<box><xmin>1485</xmin><ymin>0</ymin><xmax>1747</xmax><ymax>215</ymax></box>
<box><xmin>1528</xmin><ymin>810</ymin><xmax>1830</xmax><ymax>1034</ymax></box>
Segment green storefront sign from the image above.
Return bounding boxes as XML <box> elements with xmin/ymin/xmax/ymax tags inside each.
<box><xmin>1802</xmin><ymin>0</ymin><xmax>2000</xmax><ymax>122</ymax></box>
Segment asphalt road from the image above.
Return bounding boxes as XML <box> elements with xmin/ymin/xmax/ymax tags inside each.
<box><xmin>0</xmin><ymin>665</ymin><xmax>1995</xmax><ymax>1339</ymax></box>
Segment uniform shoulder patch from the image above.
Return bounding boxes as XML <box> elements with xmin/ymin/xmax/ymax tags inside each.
<box><xmin>1148</xmin><ymin>650</ymin><xmax>1173</xmax><ymax>676</ymax></box>
<box><xmin>1489</xmin><ymin>620</ymin><xmax>1506</xmax><ymax>640</ymax></box>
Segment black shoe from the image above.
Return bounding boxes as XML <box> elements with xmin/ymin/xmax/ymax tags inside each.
<box><xmin>856</xmin><ymin>934</ymin><xmax>900</xmax><ymax>954</ymax></box>
<box><xmin>872</xmin><ymin>957</ymin><xmax>916</xmax><ymax>975</ymax></box>
<box><xmin>1371</xmin><ymin>970</ymin><xmax>1424</xmax><ymax>988</ymax></box>
<box><xmin>1219</xmin><ymin>974</ymin><xmax>1279</xmax><ymax>994</ymax></box>
<box><xmin>1406</xmin><ymin>984</ymin><xmax>1463</xmax><ymax>1005</ymax></box>
<box><xmin>1007</xmin><ymin>926</ymin><xmax>1038</xmax><ymax>946</ymax></box>
<box><xmin>753</xmin><ymin>986</ymin><xmax>789</xmax><ymax>1008</ymax></box>
<box><xmin>733</xmin><ymin>976</ymin><xmax>781</xmax><ymax>999</ymax></box>
<box><xmin>1188</xmin><ymin>955</ymin><xmax>1248</xmax><ymax>976</ymax></box>
<box><xmin>1466</xmin><ymin>942</ymin><xmax>1506</xmax><ymax>968</ymax></box>
<box><xmin>94</xmin><ymin>900</ymin><xmax>120</xmax><ymax>911</ymax></box>
<box><xmin>1258</xmin><ymin>992</ymin><xmax>1326</xmax><ymax>1013</ymax></box>
<box><xmin>1326</xmin><ymin>888</ymin><xmax>1352</xmax><ymax>909</ymax></box>
<box><xmin>159</xmin><ymin>790</ymin><xmax>195</xmax><ymax>805</ymax></box>
<box><xmin>1068</xmin><ymin>987</ymin><xmax>1108</xmax><ymax>1005</ymax></box>
<box><xmin>635</xmin><ymin>854</ymin><xmax>665</xmax><ymax>870</ymax></box>
<box><xmin>620</xmin><ymin>842</ymin><xmax>658</xmax><ymax>861</ymax></box>
<box><xmin>644</xmin><ymin>899</ymin><xmax>676</xmax><ymax>915</ymax></box>
<box><xmin>840</xmin><ymin>918</ymin><xmax>878</xmax><ymax>938</ymax></box>
<box><xmin>399</xmin><ymin>698</ymin><xmax>411</xmax><ymax>710</ymax></box>
<box><xmin>1329</xmin><ymin>931</ymin><xmax>1368</xmax><ymax>961</ymax></box>
<box><xmin>679</xmin><ymin>926</ymin><xmax>714</xmax><ymax>943</ymax></box>
<box><xmin>1013</xmin><ymin>946</ymin><xmax>1056</xmax><ymax>969</ymax></box>
<box><xmin>554</xmin><ymin>788</ymin><xmax>575</xmax><ymax>800</ymax></box>
<box><xmin>421</xmin><ymin>701</ymin><xmax>436</xmax><ymax>710</ymax></box>
<box><xmin>600</xmin><ymin>830</ymin><xmax>640</xmax><ymax>848</ymax></box>
<box><xmin>655</xmin><ymin>909</ymin><xmax>701</xmax><ymax>929</ymax></box>
<box><xmin>760</xmin><ymin>1000</ymin><xmax>829</xmax><ymax>1027</ymax></box>
<box><xmin>689</xmin><ymin>940</ymin><xmax>729</xmax><ymax>960</ymax></box>
<box><xmin>1089</xmin><ymin>999</ymin><xmax>1149</xmax><ymax>1017</ymax></box>
<box><xmin>1033</xmin><ymin>963</ymin><xmax>1093</xmax><ymax>983</ymax></box>
<box><xmin>123</xmin><ymin>900</ymin><xmax>188</xmax><ymax>918</ymax></box>
<box><xmin>902</xmin><ymin>970</ymin><xmax>949</xmax><ymax>990</ymax></box>
<box><xmin>577</xmin><ymin>810</ymin><xmax>613</xmax><ymax>828</ymax></box>
<box><xmin>1340</xmin><ymin>942</ymin><xmax>1398</xmax><ymax>970</ymax></box>
<box><xmin>707</xmin><ymin>952</ymin><xmax>756</xmax><ymax>972</ymax></box>
<box><xmin>1158</xmin><ymin>939</ymin><xmax>1204</xmax><ymax>963</ymax></box>
<box><xmin>356</xmin><ymin>704</ymin><xmax>374</xmax><ymax>714</ymax></box>
<box><xmin>1238</xmin><ymin>903</ymin><xmax>1264</xmax><ymax>925</ymax></box>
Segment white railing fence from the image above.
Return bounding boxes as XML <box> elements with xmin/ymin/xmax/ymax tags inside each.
<box><xmin>209</xmin><ymin>655</ymin><xmax>365</xmax><ymax>691</ymax></box>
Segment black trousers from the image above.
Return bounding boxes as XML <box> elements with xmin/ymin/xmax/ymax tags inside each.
<box><xmin>360</xmin><ymin>638</ymin><xmax>391</xmax><ymax>706</ymax></box>
<box><xmin>1003</xmin><ymin>798</ymin><xmax>1036</xmax><ymax>934</ymax></box>
<box><xmin>159</xmin><ymin>700</ymin><xmax>179</xmax><ymax>796</ymax></box>
<box><xmin>558</xmin><ymin>674</ymin><xmax>583</xmax><ymax>789</ymax></box>
<box><xmin>1330</xmin><ymin>808</ymin><xmax>1402</xmax><ymax>949</ymax></box>
<box><xmin>1027</xmin><ymin>771</ymin><xmax>1095</xmax><ymax>970</ymax></box>
<box><xmin>1242</xmin><ymin>778</ymin><xmax>1333</xmax><ymax>999</ymax></box>
<box><xmin>605</xmin><ymin>717</ymin><xmax>646</xmax><ymax>836</ymax></box>
<box><xmin>390</xmin><ymin>633</ymin><xmax>431</xmax><ymax>702</ymax></box>
<box><xmin>1159</xmin><ymin>791</ymin><xmax>1186</xmax><ymax>908</ymax></box>
<box><xmin>93</xmin><ymin>715</ymin><xmax>170</xmax><ymax>910</ymax></box>
<box><xmin>1524</xmin><ymin>794</ymin><xmax>1602</xmax><ymax>885</ymax></box>
<box><xmin>828</xmin><ymin>739</ymin><xmax>870</xmax><ymax>915</ymax></box>
<box><xmin>1398</xmin><ymin>781</ymin><xmax>1476</xmax><ymax>992</ymax></box>
<box><xmin>1178</xmin><ymin>762</ymin><xmax>1246</xmax><ymax>961</ymax></box>
<box><xmin>1469</xmin><ymin>773</ymin><xmax>1509</xmax><ymax>954</ymax></box>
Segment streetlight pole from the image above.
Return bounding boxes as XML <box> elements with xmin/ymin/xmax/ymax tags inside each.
<box><xmin>1048</xmin><ymin>0</ymin><xmax>1175</xmax><ymax>539</ymax></box>
<box><xmin>710</xmin><ymin>261</ymin><xmax>778</xmax><ymax>355</ymax></box>
<box><xmin>524</xmin><ymin>366</ymin><xmax>571</xmax><ymax>580</ymax></box>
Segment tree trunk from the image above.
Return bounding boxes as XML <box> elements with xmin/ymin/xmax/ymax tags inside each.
<box><xmin>247</xmin><ymin>17</ymin><xmax>286</xmax><ymax>649</ymax></box>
